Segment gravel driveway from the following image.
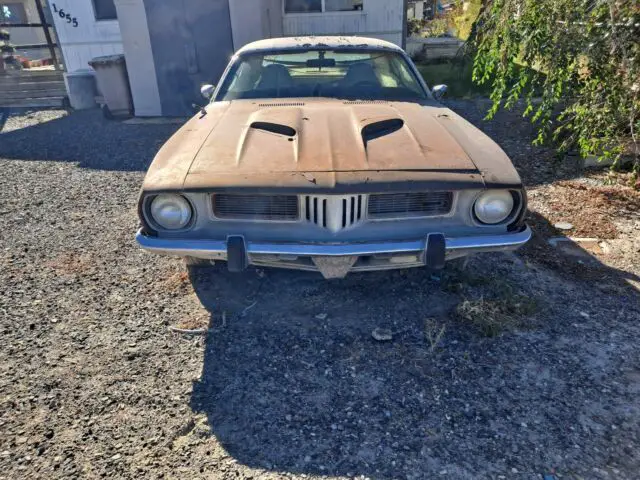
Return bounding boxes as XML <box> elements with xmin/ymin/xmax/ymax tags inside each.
<box><xmin>1</xmin><ymin>105</ymin><xmax>639</xmax><ymax>480</ymax></box>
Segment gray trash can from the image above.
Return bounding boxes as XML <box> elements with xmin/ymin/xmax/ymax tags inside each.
<box><xmin>64</xmin><ymin>70</ymin><xmax>98</xmax><ymax>110</ymax></box>
<box><xmin>89</xmin><ymin>54</ymin><xmax>132</xmax><ymax>119</ymax></box>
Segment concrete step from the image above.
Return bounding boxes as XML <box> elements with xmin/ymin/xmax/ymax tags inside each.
<box><xmin>0</xmin><ymin>97</ymin><xmax>67</xmax><ymax>108</ymax></box>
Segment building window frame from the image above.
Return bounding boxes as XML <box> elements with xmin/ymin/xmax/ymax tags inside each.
<box><xmin>0</xmin><ymin>3</ymin><xmax>28</xmax><ymax>24</ymax></box>
<box><xmin>91</xmin><ymin>0</ymin><xmax>118</xmax><ymax>22</ymax></box>
<box><xmin>283</xmin><ymin>0</ymin><xmax>365</xmax><ymax>16</ymax></box>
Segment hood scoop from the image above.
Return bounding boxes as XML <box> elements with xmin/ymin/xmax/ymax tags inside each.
<box><xmin>361</xmin><ymin>118</ymin><xmax>404</xmax><ymax>149</ymax></box>
<box><xmin>250</xmin><ymin>121</ymin><xmax>297</xmax><ymax>138</ymax></box>
<box><xmin>187</xmin><ymin>101</ymin><xmax>479</xmax><ymax>177</ymax></box>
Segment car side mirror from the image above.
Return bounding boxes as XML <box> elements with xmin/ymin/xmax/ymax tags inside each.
<box><xmin>432</xmin><ymin>84</ymin><xmax>448</xmax><ymax>100</ymax></box>
<box><xmin>200</xmin><ymin>84</ymin><xmax>215</xmax><ymax>100</ymax></box>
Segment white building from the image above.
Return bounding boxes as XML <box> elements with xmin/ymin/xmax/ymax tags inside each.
<box><xmin>49</xmin><ymin>0</ymin><xmax>122</xmax><ymax>72</ymax></box>
<box><xmin>51</xmin><ymin>0</ymin><xmax>408</xmax><ymax>117</ymax></box>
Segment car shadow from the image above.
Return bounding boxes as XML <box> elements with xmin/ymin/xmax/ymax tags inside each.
<box><xmin>187</xmin><ymin>215</ymin><xmax>639</xmax><ymax>478</ymax></box>
<box><xmin>521</xmin><ymin>210</ymin><xmax>640</xmax><ymax>294</ymax></box>
<box><xmin>0</xmin><ymin>108</ymin><xmax>182</xmax><ymax>172</ymax></box>
<box><xmin>188</xmin><ymin>264</ymin><xmax>467</xmax><ymax>478</ymax></box>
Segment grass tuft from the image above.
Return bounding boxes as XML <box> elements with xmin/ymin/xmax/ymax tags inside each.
<box><xmin>456</xmin><ymin>295</ymin><xmax>539</xmax><ymax>337</ymax></box>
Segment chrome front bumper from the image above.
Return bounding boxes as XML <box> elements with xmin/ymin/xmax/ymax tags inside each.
<box><xmin>136</xmin><ymin>226</ymin><xmax>532</xmax><ymax>275</ymax></box>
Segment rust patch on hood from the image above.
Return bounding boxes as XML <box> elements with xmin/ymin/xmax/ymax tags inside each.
<box><xmin>188</xmin><ymin>100</ymin><xmax>475</xmax><ymax>175</ymax></box>
<box><xmin>142</xmin><ymin>99</ymin><xmax>522</xmax><ymax>192</ymax></box>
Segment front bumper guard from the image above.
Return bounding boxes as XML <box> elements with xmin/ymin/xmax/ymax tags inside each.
<box><xmin>136</xmin><ymin>226</ymin><xmax>532</xmax><ymax>273</ymax></box>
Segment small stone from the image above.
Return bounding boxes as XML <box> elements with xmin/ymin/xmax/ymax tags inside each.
<box><xmin>315</xmin><ymin>313</ymin><xmax>328</xmax><ymax>320</ymax></box>
<box><xmin>570</xmin><ymin>237</ymin><xmax>602</xmax><ymax>251</ymax></box>
<box><xmin>1</xmin><ymin>451</ymin><xmax>9</xmax><ymax>456</ymax></box>
<box><xmin>554</xmin><ymin>222</ymin><xmax>574</xmax><ymax>230</ymax></box>
<box><xmin>285</xmin><ymin>414</ymin><xmax>292</xmax><ymax>422</ymax></box>
<box><xmin>110</xmin><ymin>454</ymin><xmax>121</xmax><ymax>461</ymax></box>
<box><xmin>304</xmin><ymin>455</ymin><xmax>311</xmax><ymax>463</ymax></box>
<box><xmin>579</xmin><ymin>311</ymin><xmax>590</xmax><ymax>318</ymax></box>
<box><xmin>599</xmin><ymin>241</ymin><xmax>611</xmax><ymax>254</ymax></box>
<box><xmin>372</xmin><ymin>328</ymin><xmax>393</xmax><ymax>342</ymax></box>
<box><xmin>511</xmin><ymin>468</ymin><xmax>519</xmax><ymax>474</ymax></box>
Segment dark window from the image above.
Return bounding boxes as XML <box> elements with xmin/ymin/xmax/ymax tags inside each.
<box><xmin>325</xmin><ymin>0</ymin><xmax>363</xmax><ymax>12</ymax></box>
<box><xmin>0</xmin><ymin>3</ymin><xmax>27</xmax><ymax>24</ymax></box>
<box><xmin>284</xmin><ymin>0</ymin><xmax>321</xmax><ymax>13</ymax></box>
<box><xmin>92</xmin><ymin>0</ymin><xmax>117</xmax><ymax>20</ymax></box>
<box><xmin>285</xmin><ymin>0</ymin><xmax>364</xmax><ymax>13</ymax></box>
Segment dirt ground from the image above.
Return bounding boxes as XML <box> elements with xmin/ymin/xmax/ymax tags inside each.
<box><xmin>0</xmin><ymin>103</ymin><xmax>639</xmax><ymax>480</ymax></box>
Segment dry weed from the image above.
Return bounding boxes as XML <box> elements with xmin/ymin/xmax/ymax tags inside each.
<box><xmin>456</xmin><ymin>295</ymin><xmax>538</xmax><ymax>337</ymax></box>
<box><xmin>424</xmin><ymin>318</ymin><xmax>446</xmax><ymax>352</ymax></box>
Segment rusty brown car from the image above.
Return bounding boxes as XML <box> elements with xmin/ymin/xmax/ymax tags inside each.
<box><xmin>136</xmin><ymin>36</ymin><xmax>530</xmax><ymax>278</ymax></box>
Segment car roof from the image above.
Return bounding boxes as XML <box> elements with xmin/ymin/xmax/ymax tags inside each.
<box><xmin>236</xmin><ymin>36</ymin><xmax>405</xmax><ymax>55</ymax></box>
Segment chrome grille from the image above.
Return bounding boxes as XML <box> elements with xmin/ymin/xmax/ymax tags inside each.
<box><xmin>304</xmin><ymin>196</ymin><xmax>328</xmax><ymax>228</ymax></box>
<box><xmin>303</xmin><ymin>194</ymin><xmax>365</xmax><ymax>232</ymax></box>
<box><xmin>340</xmin><ymin>195</ymin><xmax>365</xmax><ymax>228</ymax></box>
<box><xmin>213</xmin><ymin>194</ymin><xmax>299</xmax><ymax>221</ymax></box>
<box><xmin>368</xmin><ymin>192</ymin><xmax>453</xmax><ymax>219</ymax></box>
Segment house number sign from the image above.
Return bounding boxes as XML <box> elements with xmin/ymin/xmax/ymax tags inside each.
<box><xmin>51</xmin><ymin>4</ymin><xmax>79</xmax><ymax>27</ymax></box>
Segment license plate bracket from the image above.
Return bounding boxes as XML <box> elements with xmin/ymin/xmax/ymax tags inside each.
<box><xmin>312</xmin><ymin>256</ymin><xmax>358</xmax><ymax>279</ymax></box>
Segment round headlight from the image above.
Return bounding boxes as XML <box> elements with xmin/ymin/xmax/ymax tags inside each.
<box><xmin>149</xmin><ymin>194</ymin><xmax>192</xmax><ymax>230</ymax></box>
<box><xmin>474</xmin><ymin>190</ymin><xmax>514</xmax><ymax>225</ymax></box>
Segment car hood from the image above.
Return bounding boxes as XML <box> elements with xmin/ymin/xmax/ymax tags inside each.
<box><xmin>143</xmin><ymin>99</ymin><xmax>522</xmax><ymax>192</ymax></box>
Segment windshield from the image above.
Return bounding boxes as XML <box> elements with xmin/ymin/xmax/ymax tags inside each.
<box><xmin>216</xmin><ymin>49</ymin><xmax>428</xmax><ymax>102</ymax></box>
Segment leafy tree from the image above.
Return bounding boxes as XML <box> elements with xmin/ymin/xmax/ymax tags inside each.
<box><xmin>407</xmin><ymin>18</ymin><xmax>425</xmax><ymax>36</ymax></box>
<box><xmin>472</xmin><ymin>0</ymin><xmax>639</xmax><ymax>172</ymax></box>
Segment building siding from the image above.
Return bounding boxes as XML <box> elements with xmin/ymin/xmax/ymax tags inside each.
<box><xmin>229</xmin><ymin>0</ymin><xmax>283</xmax><ymax>51</ymax></box>
<box><xmin>50</xmin><ymin>0</ymin><xmax>123</xmax><ymax>72</ymax></box>
<box><xmin>283</xmin><ymin>0</ymin><xmax>404</xmax><ymax>47</ymax></box>
<box><xmin>144</xmin><ymin>0</ymin><xmax>234</xmax><ymax>116</ymax></box>
<box><xmin>114</xmin><ymin>0</ymin><xmax>161</xmax><ymax>116</ymax></box>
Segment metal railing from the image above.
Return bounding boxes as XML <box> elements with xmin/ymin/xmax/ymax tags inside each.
<box><xmin>0</xmin><ymin>0</ymin><xmax>61</xmax><ymax>71</ymax></box>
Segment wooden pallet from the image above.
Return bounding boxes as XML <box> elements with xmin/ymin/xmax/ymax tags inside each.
<box><xmin>0</xmin><ymin>69</ymin><xmax>67</xmax><ymax>108</ymax></box>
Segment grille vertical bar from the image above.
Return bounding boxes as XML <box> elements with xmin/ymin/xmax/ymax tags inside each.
<box><xmin>317</xmin><ymin>199</ymin><xmax>324</xmax><ymax>228</ymax></box>
<box><xmin>303</xmin><ymin>194</ymin><xmax>365</xmax><ymax>231</ymax></box>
